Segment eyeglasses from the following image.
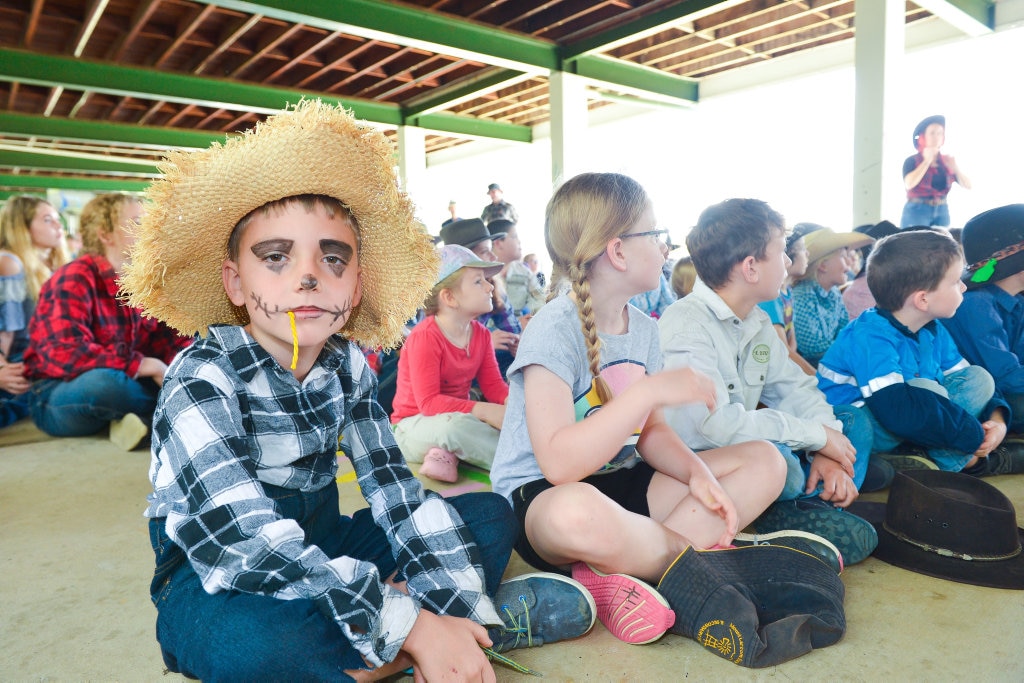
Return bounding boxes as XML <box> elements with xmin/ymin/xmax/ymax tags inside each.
<box><xmin>621</xmin><ymin>228</ymin><xmax>671</xmax><ymax>244</ymax></box>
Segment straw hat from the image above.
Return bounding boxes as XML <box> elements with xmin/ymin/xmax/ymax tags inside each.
<box><xmin>802</xmin><ymin>227</ymin><xmax>873</xmax><ymax>267</ymax></box>
<box><xmin>120</xmin><ymin>100</ymin><xmax>438</xmax><ymax>350</ymax></box>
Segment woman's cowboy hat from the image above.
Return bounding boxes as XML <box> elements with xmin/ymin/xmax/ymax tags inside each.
<box><xmin>912</xmin><ymin>114</ymin><xmax>945</xmax><ymax>149</ymax></box>
<box><xmin>850</xmin><ymin>470</ymin><xmax>1024</xmax><ymax>589</ymax></box>
<box><xmin>120</xmin><ymin>100</ymin><xmax>438</xmax><ymax>350</ymax></box>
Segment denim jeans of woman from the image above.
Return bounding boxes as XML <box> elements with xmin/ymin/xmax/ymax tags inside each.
<box><xmin>28</xmin><ymin>368</ymin><xmax>159</xmax><ymax>436</ymax></box>
<box><xmin>150</xmin><ymin>481</ymin><xmax>515</xmax><ymax>681</ymax></box>
<box><xmin>900</xmin><ymin>200</ymin><xmax>950</xmax><ymax>228</ymax></box>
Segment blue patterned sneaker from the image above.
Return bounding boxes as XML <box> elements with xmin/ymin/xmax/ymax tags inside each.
<box><xmin>488</xmin><ymin>572</ymin><xmax>597</xmax><ymax>653</ymax></box>
<box><xmin>752</xmin><ymin>498</ymin><xmax>878</xmax><ymax>565</ymax></box>
<box><xmin>733</xmin><ymin>529</ymin><xmax>843</xmax><ymax>574</ymax></box>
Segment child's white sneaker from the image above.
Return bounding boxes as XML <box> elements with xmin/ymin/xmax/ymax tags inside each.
<box><xmin>109</xmin><ymin>413</ymin><xmax>149</xmax><ymax>451</ymax></box>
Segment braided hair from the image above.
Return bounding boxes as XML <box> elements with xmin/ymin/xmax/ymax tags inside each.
<box><xmin>545</xmin><ymin>173</ymin><xmax>650</xmax><ymax>403</ymax></box>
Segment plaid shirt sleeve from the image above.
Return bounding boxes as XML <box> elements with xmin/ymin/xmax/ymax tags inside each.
<box><xmin>26</xmin><ymin>256</ymin><xmax>144</xmax><ymax>380</ymax></box>
<box><xmin>338</xmin><ymin>344</ymin><xmax>502</xmax><ymax>627</ymax></box>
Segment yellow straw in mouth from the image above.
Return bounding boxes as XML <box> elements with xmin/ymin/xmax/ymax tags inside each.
<box><xmin>288</xmin><ymin>310</ymin><xmax>298</xmax><ymax>370</ymax></box>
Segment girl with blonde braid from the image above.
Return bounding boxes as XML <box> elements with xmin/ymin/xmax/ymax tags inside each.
<box><xmin>489</xmin><ymin>173</ymin><xmax>789</xmax><ymax>646</ymax></box>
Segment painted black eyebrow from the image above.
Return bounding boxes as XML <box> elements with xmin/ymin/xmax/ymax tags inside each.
<box><xmin>250</xmin><ymin>239</ymin><xmax>293</xmax><ymax>257</ymax></box>
<box><xmin>320</xmin><ymin>239</ymin><xmax>355</xmax><ymax>259</ymax></box>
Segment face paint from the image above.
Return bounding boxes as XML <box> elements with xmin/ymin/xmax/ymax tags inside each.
<box><xmin>320</xmin><ymin>239</ymin><xmax>354</xmax><ymax>278</ymax></box>
<box><xmin>250</xmin><ymin>238</ymin><xmax>293</xmax><ymax>274</ymax></box>
<box><xmin>300</xmin><ymin>274</ymin><xmax>318</xmax><ymax>290</ymax></box>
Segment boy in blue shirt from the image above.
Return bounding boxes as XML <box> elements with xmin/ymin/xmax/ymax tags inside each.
<box><xmin>817</xmin><ymin>229</ymin><xmax>1024</xmax><ymax>476</ymax></box>
<box><xmin>120</xmin><ymin>101</ymin><xmax>594</xmax><ymax>681</ymax></box>
<box><xmin>942</xmin><ymin>204</ymin><xmax>1024</xmax><ymax>436</ymax></box>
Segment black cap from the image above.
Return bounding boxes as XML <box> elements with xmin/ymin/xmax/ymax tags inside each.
<box><xmin>439</xmin><ymin>218</ymin><xmax>502</xmax><ymax>249</ymax></box>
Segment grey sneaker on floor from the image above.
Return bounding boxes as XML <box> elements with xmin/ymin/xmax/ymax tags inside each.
<box><xmin>733</xmin><ymin>529</ymin><xmax>843</xmax><ymax>574</ymax></box>
<box><xmin>489</xmin><ymin>572</ymin><xmax>597</xmax><ymax>652</ymax></box>
<box><xmin>978</xmin><ymin>443</ymin><xmax>1024</xmax><ymax>476</ymax></box>
<box><xmin>875</xmin><ymin>450</ymin><xmax>938</xmax><ymax>472</ymax></box>
<box><xmin>753</xmin><ymin>499</ymin><xmax>878</xmax><ymax>565</ymax></box>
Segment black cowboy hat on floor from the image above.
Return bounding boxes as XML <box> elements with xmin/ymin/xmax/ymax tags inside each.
<box><xmin>849</xmin><ymin>470</ymin><xmax>1024</xmax><ymax>590</ymax></box>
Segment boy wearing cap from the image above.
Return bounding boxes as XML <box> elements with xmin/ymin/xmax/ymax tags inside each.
<box><xmin>391</xmin><ymin>245</ymin><xmax>509</xmax><ymax>482</ymax></box>
<box><xmin>942</xmin><ymin>204</ymin><xmax>1024</xmax><ymax>436</ymax></box>
<box><xmin>121</xmin><ymin>101</ymin><xmax>594</xmax><ymax>680</ymax></box>
<box><xmin>817</xmin><ymin>230</ymin><xmax>1024</xmax><ymax>477</ymax></box>
<box><xmin>900</xmin><ymin>115</ymin><xmax>971</xmax><ymax>228</ymax></box>
<box><xmin>660</xmin><ymin>199</ymin><xmax>882</xmax><ymax>566</ymax></box>
<box><xmin>481</xmin><ymin>182</ymin><xmax>518</xmax><ymax>225</ymax></box>
<box><xmin>440</xmin><ymin>217</ymin><xmax>521</xmax><ymax>376</ymax></box>
<box><xmin>791</xmin><ymin>224</ymin><xmax>873</xmax><ymax>367</ymax></box>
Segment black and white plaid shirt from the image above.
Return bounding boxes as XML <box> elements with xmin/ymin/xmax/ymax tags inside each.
<box><xmin>145</xmin><ymin>325</ymin><xmax>501</xmax><ymax>666</ymax></box>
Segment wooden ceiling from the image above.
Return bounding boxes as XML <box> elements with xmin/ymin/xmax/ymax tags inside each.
<box><xmin>0</xmin><ymin>0</ymin><xmax>990</xmax><ymax>195</ymax></box>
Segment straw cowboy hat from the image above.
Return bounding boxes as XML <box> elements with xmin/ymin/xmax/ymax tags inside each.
<box><xmin>801</xmin><ymin>225</ymin><xmax>873</xmax><ymax>267</ymax></box>
<box><xmin>120</xmin><ymin>100</ymin><xmax>438</xmax><ymax>350</ymax></box>
<box><xmin>851</xmin><ymin>470</ymin><xmax>1024</xmax><ymax>589</ymax></box>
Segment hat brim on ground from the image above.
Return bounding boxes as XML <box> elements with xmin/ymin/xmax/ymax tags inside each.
<box><xmin>848</xmin><ymin>500</ymin><xmax>1024</xmax><ymax>589</ymax></box>
<box><xmin>121</xmin><ymin>100</ymin><xmax>438</xmax><ymax>350</ymax></box>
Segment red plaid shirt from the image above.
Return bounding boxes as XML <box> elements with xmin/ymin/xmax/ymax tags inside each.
<box><xmin>24</xmin><ymin>254</ymin><xmax>193</xmax><ymax>381</ymax></box>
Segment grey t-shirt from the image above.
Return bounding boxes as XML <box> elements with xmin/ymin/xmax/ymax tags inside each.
<box><xmin>490</xmin><ymin>295</ymin><xmax>662</xmax><ymax>501</ymax></box>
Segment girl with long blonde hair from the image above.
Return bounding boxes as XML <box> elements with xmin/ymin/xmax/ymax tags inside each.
<box><xmin>490</xmin><ymin>172</ymin><xmax>787</xmax><ymax>646</ymax></box>
<box><xmin>0</xmin><ymin>196</ymin><xmax>69</xmax><ymax>427</ymax></box>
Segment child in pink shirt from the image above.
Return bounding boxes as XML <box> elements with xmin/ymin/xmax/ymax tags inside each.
<box><xmin>392</xmin><ymin>245</ymin><xmax>509</xmax><ymax>481</ymax></box>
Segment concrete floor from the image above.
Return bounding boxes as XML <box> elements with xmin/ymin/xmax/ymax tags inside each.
<box><xmin>2</xmin><ymin>419</ymin><xmax>1024</xmax><ymax>682</ymax></box>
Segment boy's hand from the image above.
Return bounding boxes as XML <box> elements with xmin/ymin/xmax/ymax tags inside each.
<box><xmin>814</xmin><ymin>426</ymin><xmax>856</xmax><ymax>477</ymax></box>
<box><xmin>400</xmin><ymin>611</ymin><xmax>496</xmax><ymax>683</ymax></box>
<box><xmin>975</xmin><ymin>419</ymin><xmax>1007</xmax><ymax>458</ymax></box>
<box><xmin>649</xmin><ymin>367</ymin><xmax>717</xmax><ymax>412</ymax></box>
<box><xmin>806</xmin><ymin>455</ymin><xmax>858</xmax><ymax>508</ymax></box>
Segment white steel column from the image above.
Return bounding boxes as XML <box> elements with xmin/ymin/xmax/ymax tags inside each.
<box><xmin>852</xmin><ymin>0</ymin><xmax>904</xmax><ymax>226</ymax></box>
<box><xmin>548</xmin><ymin>70</ymin><xmax>588</xmax><ymax>187</ymax></box>
<box><xmin>397</xmin><ymin>124</ymin><xmax>428</xmax><ymax>213</ymax></box>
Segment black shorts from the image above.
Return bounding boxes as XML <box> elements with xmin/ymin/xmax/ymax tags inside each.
<box><xmin>509</xmin><ymin>461</ymin><xmax>657</xmax><ymax>574</ymax></box>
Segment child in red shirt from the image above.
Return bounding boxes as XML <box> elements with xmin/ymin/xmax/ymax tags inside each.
<box><xmin>391</xmin><ymin>245</ymin><xmax>509</xmax><ymax>481</ymax></box>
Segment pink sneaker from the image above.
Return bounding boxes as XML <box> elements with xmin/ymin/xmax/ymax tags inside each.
<box><xmin>571</xmin><ymin>562</ymin><xmax>674</xmax><ymax>645</ymax></box>
<box><xmin>418</xmin><ymin>447</ymin><xmax>459</xmax><ymax>483</ymax></box>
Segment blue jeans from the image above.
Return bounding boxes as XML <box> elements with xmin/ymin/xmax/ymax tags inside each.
<box><xmin>150</xmin><ymin>482</ymin><xmax>515</xmax><ymax>681</ymax></box>
<box><xmin>776</xmin><ymin>404</ymin><xmax>873</xmax><ymax>500</ymax></box>
<box><xmin>0</xmin><ymin>388</ymin><xmax>30</xmax><ymax>428</ymax></box>
<box><xmin>28</xmin><ymin>368</ymin><xmax>160</xmax><ymax>437</ymax></box>
<box><xmin>900</xmin><ymin>200</ymin><xmax>950</xmax><ymax>228</ymax></box>
<box><xmin>866</xmin><ymin>366</ymin><xmax>994</xmax><ymax>471</ymax></box>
